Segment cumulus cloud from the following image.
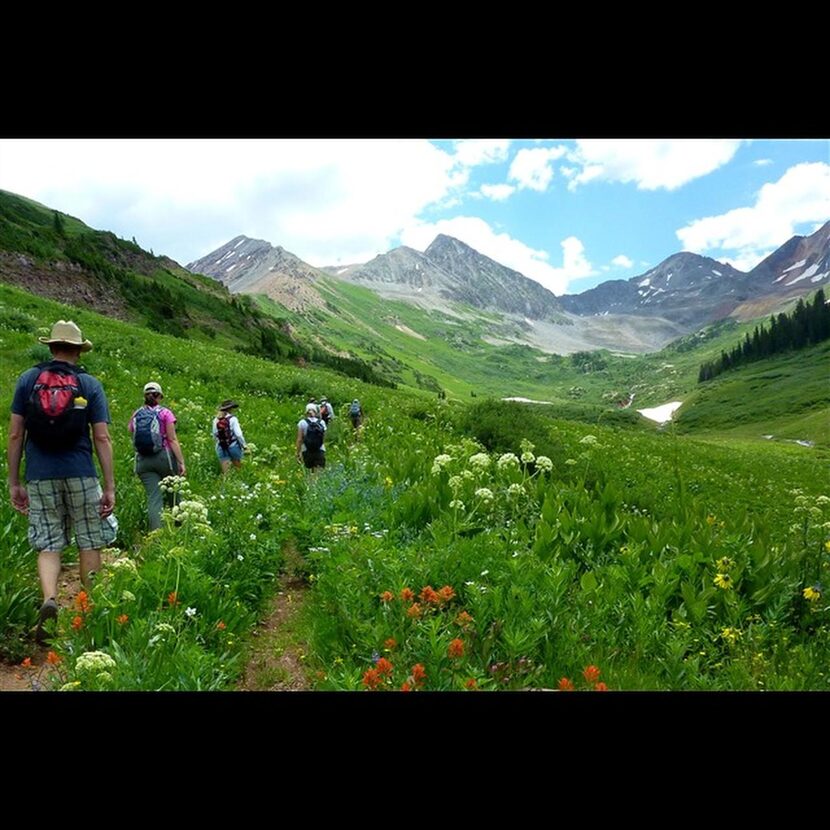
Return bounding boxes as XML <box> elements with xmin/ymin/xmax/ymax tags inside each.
<box><xmin>400</xmin><ymin>215</ymin><xmax>594</xmax><ymax>295</ymax></box>
<box><xmin>508</xmin><ymin>146</ymin><xmax>568</xmax><ymax>192</ymax></box>
<box><xmin>452</xmin><ymin>139</ymin><xmax>512</xmax><ymax>167</ymax></box>
<box><xmin>567</xmin><ymin>139</ymin><xmax>744</xmax><ymax>191</ymax></box>
<box><xmin>611</xmin><ymin>254</ymin><xmax>634</xmax><ymax>268</ymax></box>
<box><xmin>0</xmin><ymin>138</ymin><xmax>465</xmax><ymax>266</ymax></box>
<box><xmin>480</xmin><ymin>183</ymin><xmax>515</xmax><ymax>201</ymax></box>
<box><xmin>676</xmin><ymin>162</ymin><xmax>830</xmax><ymax>269</ymax></box>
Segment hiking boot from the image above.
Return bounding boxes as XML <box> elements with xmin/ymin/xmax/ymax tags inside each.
<box><xmin>35</xmin><ymin>598</ymin><xmax>59</xmax><ymax>645</ymax></box>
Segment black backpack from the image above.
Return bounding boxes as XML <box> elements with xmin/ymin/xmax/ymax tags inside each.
<box><xmin>216</xmin><ymin>415</ymin><xmax>234</xmax><ymax>450</ymax></box>
<box><xmin>304</xmin><ymin>418</ymin><xmax>325</xmax><ymax>452</ymax></box>
<box><xmin>24</xmin><ymin>361</ymin><xmax>89</xmax><ymax>450</ymax></box>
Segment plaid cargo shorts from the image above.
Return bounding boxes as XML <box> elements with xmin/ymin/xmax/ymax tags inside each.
<box><xmin>27</xmin><ymin>477</ymin><xmax>118</xmax><ymax>552</ymax></box>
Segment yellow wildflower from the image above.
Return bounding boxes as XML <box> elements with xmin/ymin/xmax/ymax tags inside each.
<box><xmin>721</xmin><ymin>627</ymin><xmax>742</xmax><ymax>645</ymax></box>
<box><xmin>803</xmin><ymin>586</ymin><xmax>822</xmax><ymax>602</ymax></box>
<box><xmin>714</xmin><ymin>573</ymin><xmax>733</xmax><ymax>590</ymax></box>
<box><xmin>716</xmin><ymin>557</ymin><xmax>734</xmax><ymax>571</ymax></box>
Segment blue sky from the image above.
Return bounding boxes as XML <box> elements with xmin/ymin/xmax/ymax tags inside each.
<box><xmin>0</xmin><ymin>138</ymin><xmax>827</xmax><ymax>296</ymax></box>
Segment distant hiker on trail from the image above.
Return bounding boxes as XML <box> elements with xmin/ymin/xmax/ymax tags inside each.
<box><xmin>7</xmin><ymin>320</ymin><xmax>117</xmax><ymax>645</ymax></box>
<box><xmin>296</xmin><ymin>402</ymin><xmax>326</xmax><ymax>470</ymax></box>
<box><xmin>348</xmin><ymin>398</ymin><xmax>363</xmax><ymax>430</ymax></box>
<box><xmin>129</xmin><ymin>381</ymin><xmax>186</xmax><ymax>531</ymax></box>
<box><xmin>319</xmin><ymin>396</ymin><xmax>334</xmax><ymax>426</ymax></box>
<box><xmin>213</xmin><ymin>399</ymin><xmax>248</xmax><ymax>474</ymax></box>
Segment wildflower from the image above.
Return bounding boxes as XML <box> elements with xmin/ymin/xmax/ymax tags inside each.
<box><xmin>713</xmin><ymin>573</ymin><xmax>733</xmax><ymax>590</ymax></box>
<box><xmin>400</xmin><ymin>682</ymin><xmax>412</xmax><ymax>692</ymax></box>
<box><xmin>461</xmin><ymin>469</ymin><xmax>475</xmax><ymax>481</ymax></box>
<box><xmin>362</xmin><ymin>668</ymin><xmax>382</xmax><ymax>690</ymax></box>
<box><xmin>469</xmin><ymin>452</ymin><xmax>491</xmax><ymax>470</ymax></box>
<box><xmin>380</xmin><ymin>591</ymin><xmax>394</xmax><ymax>604</ymax></box>
<box><xmin>59</xmin><ymin>681</ymin><xmax>82</xmax><ymax>692</ymax></box>
<box><xmin>449</xmin><ymin>499</ymin><xmax>465</xmax><ymax>511</ymax></box>
<box><xmin>109</xmin><ymin>557</ymin><xmax>138</xmax><ymax>575</ymax></box>
<box><xmin>411</xmin><ymin>663</ymin><xmax>427</xmax><ymax>686</ymax></box>
<box><xmin>583</xmin><ymin>665</ymin><xmax>601</xmax><ymax>683</ymax></box>
<box><xmin>249</xmin><ymin>534</ymin><xmax>257</xmax><ymax>541</ymax></box>
<box><xmin>167</xmin><ymin>591</ymin><xmax>179</xmax><ymax>606</ymax></box>
<box><xmin>825</xmin><ymin>540</ymin><xmax>830</xmax><ymax>554</ymax></box>
<box><xmin>420</xmin><ymin>585</ymin><xmax>440</xmax><ymax>604</ymax></box>
<box><xmin>46</xmin><ymin>651</ymin><xmax>62</xmax><ymax>665</ymax></box>
<box><xmin>803</xmin><ymin>585</ymin><xmax>822</xmax><ymax>602</ymax></box>
<box><xmin>465</xmin><ymin>678</ymin><xmax>477</xmax><ymax>690</ymax></box>
<box><xmin>237</xmin><ymin>554</ymin><xmax>244</xmax><ymax>561</ymax></box>
<box><xmin>21</xmin><ymin>657</ymin><xmax>33</xmax><ymax>669</ymax></box>
<box><xmin>558</xmin><ymin>677</ymin><xmax>574</xmax><ymax>691</ymax></box>
<box><xmin>507</xmin><ymin>483</ymin><xmax>524</xmax><ymax>499</ymax></box>
<box><xmin>185</xmin><ymin>607</ymin><xmax>197</xmax><ymax>618</ymax></box>
<box><xmin>565</xmin><ymin>458</ymin><xmax>578</xmax><ymax>466</ymax></box>
<box><xmin>407</xmin><ymin>603</ymin><xmax>423</xmax><ymax>618</ymax></box>
<box><xmin>71</xmin><ymin>615</ymin><xmax>84</xmax><ymax>631</ymax></box>
<box><xmin>475</xmin><ymin>487</ymin><xmax>494</xmax><ymax>503</ymax></box>
<box><xmin>535</xmin><ymin>455</ymin><xmax>553</xmax><ymax>472</ymax></box>
<box><xmin>521</xmin><ymin>451</ymin><xmax>535</xmax><ymax>464</ymax></box>
<box><xmin>384</xmin><ymin>477</ymin><xmax>393</xmax><ymax>487</ymax></box>
<box><xmin>519</xmin><ymin>439</ymin><xmax>535</xmax><ymax>455</ymax></box>
<box><xmin>497</xmin><ymin>453</ymin><xmax>519</xmax><ymax>471</ymax></box>
<box><xmin>431</xmin><ymin>454</ymin><xmax>453</xmax><ymax>475</ymax></box>
<box><xmin>448</xmin><ymin>475</ymin><xmax>463</xmax><ymax>490</ymax></box>
<box><xmin>400</xmin><ymin>587</ymin><xmax>415</xmax><ymax>602</ymax></box>
<box><xmin>438</xmin><ymin>585</ymin><xmax>455</xmax><ymax>603</ymax></box>
<box><xmin>716</xmin><ymin>557</ymin><xmax>734</xmax><ymax>571</ymax></box>
<box><xmin>448</xmin><ymin>638</ymin><xmax>465</xmax><ymax>659</ymax></box>
<box><xmin>384</xmin><ymin>637</ymin><xmax>397</xmax><ymax>651</ymax></box>
<box><xmin>376</xmin><ymin>657</ymin><xmax>394</xmax><ymax>676</ymax></box>
<box><xmin>74</xmin><ymin>591</ymin><xmax>91</xmax><ymax>613</ymax></box>
<box><xmin>721</xmin><ymin>627</ymin><xmax>742</xmax><ymax>645</ymax></box>
<box><xmin>594</xmin><ymin>682</ymin><xmax>608</xmax><ymax>691</ymax></box>
<box><xmin>456</xmin><ymin>610</ymin><xmax>474</xmax><ymax>627</ymax></box>
<box><xmin>121</xmin><ymin>590</ymin><xmax>136</xmax><ymax>603</ymax></box>
<box><xmin>75</xmin><ymin>650</ymin><xmax>116</xmax><ymax>674</ymax></box>
<box><xmin>116</xmin><ymin>614</ymin><xmax>129</xmax><ymax>625</ymax></box>
<box><xmin>816</xmin><ymin>495</ymin><xmax>830</xmax><ymax>506</ymax></box>
<box><xmin>216</xmin><ymin>621</ymin><xmax>227</xmax><ymax>630</ymax></box>
<box><xmin>706</xmin><ymin>515</ymin><xmax>717</xmax><ymax>526</ymax></box>
<box><xmin>579</xmin><ymin>434</ymin><xmax>598</xmax><ymax>446</ymax></box>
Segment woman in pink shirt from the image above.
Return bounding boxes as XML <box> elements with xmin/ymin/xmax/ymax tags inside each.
<box><xmin>128</xmin><ymin>381</ymin><xmax>186</xmax><ymax>531</ymax></box>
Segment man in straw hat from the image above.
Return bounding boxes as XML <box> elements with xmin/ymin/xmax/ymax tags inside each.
<box><xmin>7</xmin><ymin>320</ymin><xmax>116</xmax><ymax>645</ymax></box>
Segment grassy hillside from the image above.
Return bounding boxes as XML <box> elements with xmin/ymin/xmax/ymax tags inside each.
<box><xmin>675</xmin><ymin>340</ymin><xmax>830</xmax><ymax>447</ymax></box>
<box><xmin>1</xmin><ymin>281</ymin><xmax>827</xmax><ymax>690</ymax></box>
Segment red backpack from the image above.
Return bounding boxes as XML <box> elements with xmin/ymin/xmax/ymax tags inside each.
<box><xmin>216</xmin><ymin>415</ymin><xmax>234</xmax><ymax>450</ymax></box>
<box><xmin>25</xmin><ymin>361</ymin><xmax>88</xmax><ymax>450</ymax></box>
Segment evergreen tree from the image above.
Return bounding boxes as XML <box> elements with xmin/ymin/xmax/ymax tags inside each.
<box><xmin>52</xmin><ymin>211</ymin><xmax>65</xmax><ymax>236</ymax></box>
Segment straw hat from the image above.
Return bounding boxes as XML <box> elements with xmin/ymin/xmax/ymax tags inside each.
<box><xmin>38</xmin><ymin>320</ymin><xmax>93</xmax><ymax>352</ymax></box>
<box><xmin>219</xmin><ymin>399</ymin><xmax>239</xmax><ymax>411</ymax></box>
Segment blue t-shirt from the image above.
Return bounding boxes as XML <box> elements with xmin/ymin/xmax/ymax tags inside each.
<box><xmin>11</xmin><ymin>362</ymin><xmax>111</xmax><ymax>481</ymax></box>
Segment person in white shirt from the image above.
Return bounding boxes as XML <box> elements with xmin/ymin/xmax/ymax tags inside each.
<box><xmin>296</xmin><ymin>403</ymin><xmax>326</xmax><ymax>471</ymax></box>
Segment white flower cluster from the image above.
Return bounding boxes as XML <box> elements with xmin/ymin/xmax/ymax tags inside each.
<box><xmin>519</xmin><ymin>438</ymin><xmax>535</xmax><ymax>455</ymax></box>
<box><xmin>497</xmin><ymin>453</ymin><xmax>520</xmax><ymax>471</ymax></box>
<box><xmin>121</xmin><ymin>590</ymin><xmax>136</xmax><ymax>603</ymax></box>
<box><xmin>431</xmin><ymin>454</ymin><xmax>453</xmax><ymax>475</ymax></box>
<box><xmin>108</xmin><ymin>557</ymin><xmax>138</xmax><ymax>575</ymax></box>
<box><xmin>507</xmin><ymin>483</ymin><xmax>524</xmax><ymax>499</ymax></box>
<box><xmin>579</xmin><ymin>434</ymin><xmax>599</xmax><ymax>446</ymax></box>
<box><xmin>521</xmin><ymin>451</ymin><xmax>535</xmax><ymax>464</ymax></box>
<box><xmin>75</xmin><ymin>650</ymin><xmax>117</xmax><ymax>674</ymax></box>
<box><xmin>160</xmin><ymin>475</ymin><xmax>192</xmax><ymax>496</ymax></box>
<box><xmin>469</xmin><ymin>453</ymin><xmax>491</xmax><ymax>470</ymax></box>
<box><xmin>535</xmin><ymin>455</ymin><xmax>553</xmax><ymax>472</ymax></box>
<box><xmin>170</xmin><ymin>499</ymin><xmax>210</xmax><ymax>526</ymax></box>
<box><xmin>475</xmin><ymin>488</ymin><xmax>495</xmax><ymax>503</ymax></box>
<box><xmin>449</xmin><ymin>500</ymin><xmax>465</xmax><ymax>511</ymax></box>
<box><xmin>448</xmin><ymin>475</ymin><xmax>463</xmax><ymax>490</ymax></box>
<box><xmin>149</xmin><ymin>622</ymin><xmax>176</xmax><ymax>647</ymax></box>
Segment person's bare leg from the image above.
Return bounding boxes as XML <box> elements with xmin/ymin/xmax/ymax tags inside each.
<box><xmin>38</xmin><ymin>550</ymin><xmax>61</xmax><ymax>600</ymax></box>
<box><xmin>220</xmin><ymin>460</ymin><xmax>231</xmax><ymax>474</ymax></box>
<box><xmin>79</xmin><ymin>548</ymin><xmax>101</xmax><ymax>588</ymax></box>
<box><xmin>232</xmin><ymin>460</ymin><xmax>242</xmax><ymax>470</ymax></box>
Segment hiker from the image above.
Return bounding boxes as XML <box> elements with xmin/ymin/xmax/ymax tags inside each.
<box><xmin>348</xmin><ymin>398</ymin><xmax>363</xmax><ymax>430</ymax></box>
<box><xmin>296</xmin><ymin>402</ymin><xmax>326</xmax><ymax>470</ymax></box>
<box><xmin>128</xmin><ymin>381</ymin><xmax>186</xmax><ymax>531</ymax></box>
<box><xmin>213</xmin><ymin>399</ymin><xmax>248</xmax><ymax>473</ymax></box>
<box><xmin>319</xmin><ymin>396</ymin><xmax>334</xmax><ymax>426</ymax></box>
<box><xmin>7</xmin><ymin>320</ymin><xmax>117</xmax><ymax>645</ymax></box>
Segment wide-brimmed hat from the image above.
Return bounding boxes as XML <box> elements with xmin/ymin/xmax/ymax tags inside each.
<box><xmin>38</xmin><ymin>320</ymin><xmax>93</xmax><ymax>352</ymax></box>
<box><xmin>305</xmin><ymin>403</ymin><xmax>320</xmax><ymax>416</ymax></box>
<box><xmin>219</xmin><ymin>399</ymin><xmax>239</xmax><ymax>411</ymax></box>
<box><xmin>144</xmin><ymin>382</ymin><xmax>163</xmax><ymax>395</ymax></box>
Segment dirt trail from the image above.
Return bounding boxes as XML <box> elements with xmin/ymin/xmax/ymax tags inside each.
<box><xmin>236</xmin><ymin>540</ymin><xmax>312</xmax><ymax>691</ymax></box>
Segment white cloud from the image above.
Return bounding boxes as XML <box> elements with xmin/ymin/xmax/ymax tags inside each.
<box><xmin>400</xmin><ymin>215</ymin><xmax>594</xmax><ymax>295</ymax></box>
<box><xmin>480</xmin><ymin>183</ymin><xmax>515</xmax><ymax>201</ymax></box>
<box><xmin>612</xmin><ymin>254</ymin><xmax>634</xmax><ymax>268</ymax></box>
<box><xmin>508</xmin><ymin>146</ymin><xmax>568</xmax><ymax>192</ymax></box>
<box><xmin>0</xmin><ymin>138</ymin><xmax>463</xmax><ymax>266</ymax></box>
<box><xmin>753</xmin><ymin>158</ymin><xmax>773</xmax><ymax>166</ymax></box>
<box><xmin>567</xmin><ymin>139</ymin><xmax>744</xmax><ymax>191</ymax></box>
<box><xmin>676</xmin><ymin>162</ymin><xmax>830</xmax><ymax>266</ymax></box>
<box><xmin>452</xmin><ymin>139</ymin><xmax>512</xmax><ymax>167</ymax></box>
